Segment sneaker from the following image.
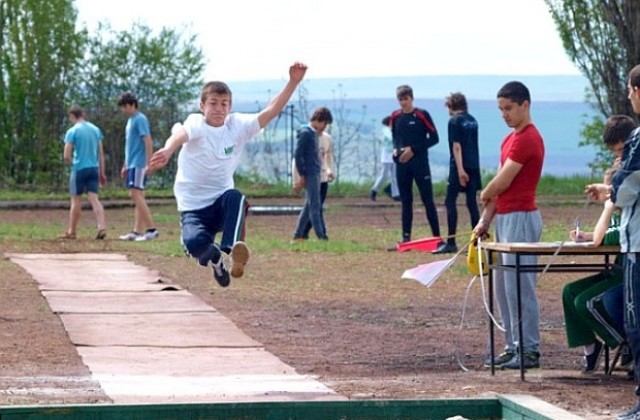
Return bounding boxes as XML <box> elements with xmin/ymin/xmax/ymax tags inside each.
<box><xmin>501</xmin><ymin>351</ymin><xmax>541</xmax><ymax>370</ymax></box>
<box><xmin>483</xmin><ymin>350</ymin><xmax>516</xmax><ymax>368</ymax></box>
<box><xmin>211</xmin><ymin>254</ymin><xmax>230</xmax><ymax>287</ymax></box>
<box><xmin>621</xmin><ymin>345</ymin><xmax>633</xmax><ymax>369</ymax></box>
<box><xmin>432</xmin><ymin>242</ymin><xmax>458</xmax><ymax>255</ymax></box>
<box><xmin>582</xmin><ymin>340</ymin><xmax>603</xmax><ymax>373</ymax></box>
<box><xmin>135</xmin><ymin>229</ymin><xmax>159</xmax><ymax>242</ymax></box>
<box><xmin>370</xmin><ymin>190</ymin><xmax>377</xmax><ymax>202</ymax></box>
<box><xmin>58</xmin><ymin>231</ymin><xmax>76</xmax><ymax>240</ymax></box>
<box><xmin>230</xmin><ymin>241</ymin><xmax>250</xmax><ymax>278</ymax></box>
<box><xmin>95</xmin><ymin>229</ymin><xmax>107</xmax><ymax>240</ymax></box>
<box><xmin>119</xmin><ymin>232</ymin><xmax>141</xmax><ymax>241</ymax></box>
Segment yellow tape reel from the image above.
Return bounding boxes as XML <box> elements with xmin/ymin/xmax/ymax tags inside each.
<box><xmin>467</xmin><ymin>233</ymin><xmax>491</xmax><ymax>275</ymax></box>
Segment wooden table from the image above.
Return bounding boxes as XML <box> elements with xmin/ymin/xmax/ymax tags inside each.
<box><xmin>480</xmin><ymin>241</ymin><xmax>620</xmax><ymax>380</ymax></box>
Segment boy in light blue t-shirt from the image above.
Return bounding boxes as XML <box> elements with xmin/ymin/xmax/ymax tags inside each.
<box><xmin>60</xmin><ymin>105</ymin><xmax>107</xmax><ymax>240</ymax></box>
<box><xmin>117</xmin><ymin>92</ymin><xmax>158</xmax><ymax>242</ymax></box>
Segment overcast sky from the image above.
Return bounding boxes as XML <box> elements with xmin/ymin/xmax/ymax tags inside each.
<box><xmin>74</xmin><ymin>0</ymin><xmax>580</xmax><ymax>82</ymax></box>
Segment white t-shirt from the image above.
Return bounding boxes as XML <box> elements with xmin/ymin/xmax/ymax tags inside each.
<box><xmin>318</xmin><ymin>131</ymin><xmax>334</xmax><ymax>183</ymax></box>
<box><xmin>174</xmin><ymin>113</ymin><xmax>260</xmax><ymax>211</ymax></box>
<box><xmin>380</xmin><ymin>126</ymin><xmax>394</xmax><ymax>163</ymax></box>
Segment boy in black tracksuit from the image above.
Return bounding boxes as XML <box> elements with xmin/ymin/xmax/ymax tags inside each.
<box><xmin>391</xmin><ymin>84</ymin><xmax>443</xmax><ymax>247</ymax></box>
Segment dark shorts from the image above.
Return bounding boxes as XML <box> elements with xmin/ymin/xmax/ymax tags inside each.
<box><xmin>447</xmin><ymin>168</ymin><xmax>482</xmax><ymax>192</ymax></box>
<box><xmin>69</xmin><ymin>167</ymin><xmax>99</xmax><ymax>196</ymax></box>
<box><xmin>125</xmin><ymin>167</ymin><xmax>147</xmax><ymax>190</ymax></box>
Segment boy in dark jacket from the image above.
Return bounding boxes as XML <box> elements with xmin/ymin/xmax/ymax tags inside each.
<box><xmin>292</xmin><ymin>107</ymin><xmax>333</xmax><ymax>241</ymax></box>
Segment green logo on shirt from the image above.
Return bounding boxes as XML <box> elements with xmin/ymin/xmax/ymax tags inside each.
<box><xmin>224</xmin><ymin>145</ymin><xmax>234</xmax><ymax>155</ymax></box>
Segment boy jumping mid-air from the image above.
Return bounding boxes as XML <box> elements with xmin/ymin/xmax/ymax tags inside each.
<box><xmin>150</xmin><ymin>62</ymin><xmax>307</xmax><ymax>287</ymax></box>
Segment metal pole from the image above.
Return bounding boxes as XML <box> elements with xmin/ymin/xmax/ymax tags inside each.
<box><xmin>289</xmin><ymin>104</ymin><xmax>295</xmax><ymax>184</ymax></box>
<box><xmin>284</xmin><ymin>106</ymin><xmax>289</xmax><ymax>183</ymax></box>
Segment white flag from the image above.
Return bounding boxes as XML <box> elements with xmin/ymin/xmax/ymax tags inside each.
<box><xmin>401</xmin><ymin>257</ymin><xmax>456</xmax><ymax>287</ymax></box>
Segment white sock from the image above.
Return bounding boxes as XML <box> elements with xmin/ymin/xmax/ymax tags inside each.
<box><xmin>584</xmin><ymin>343</ymin><xmax>596</xmax><ymax>356</ymax></box>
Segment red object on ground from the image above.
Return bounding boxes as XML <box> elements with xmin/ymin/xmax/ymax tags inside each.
<box><xmin>396</xmin><ymin>237</ymin><xmax>442</xmax><ymax>252</ymax></box>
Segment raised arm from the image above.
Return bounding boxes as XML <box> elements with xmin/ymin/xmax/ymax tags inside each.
<box><xmin>257</xmin><ymin>62</ymin><xmax>307</xmax><ymax>128</ymax></box>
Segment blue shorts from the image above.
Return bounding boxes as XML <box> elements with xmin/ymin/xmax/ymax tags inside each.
<box><xmin>124</xmin><ymin>167</ymin><xmax>147</xmax><ymax>190</ymax></box>
<box><xmin>69</xmin><ymin>167</ymin><xmax>99</xmax><ymax>196</ymax></box>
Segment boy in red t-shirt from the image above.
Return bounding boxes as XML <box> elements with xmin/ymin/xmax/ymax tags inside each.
<box><xmin>473</xmin><ymin>81</ymin><xmax>545</xmax><ymax>370</ymax></box>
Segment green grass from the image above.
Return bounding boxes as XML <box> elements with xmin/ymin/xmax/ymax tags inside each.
<box><xmin>541</xmin><ymin>223</ymin><xmax>569</xmax><ymax>242</ymax></box>
<box><xmin>0</xmin><ymin>173</ymin><xmax>587</xmax><ymax>256</ymax></box>
<box><xmin>238</xmin><ymin>173</ymin><xmax>601</xmax><ymax>198</ymax></box>
<box><xmin>0</xmin><ymin>187</ymin><xmax>174</xmax><ymax>201</ymax></box>
<box><xmin>0</xmin><ymin>172</ymin><xmax>592</xmax><ymax>256</ymax></box>
<box><xmin>0</xmin><ymin>173</ymin><xmax>598</xmax><ymax>201</ymax></box>
<box><xmin>0</xmin><ymin>221</ymin><xmax>63</xmax><ymax>240</ymax></box>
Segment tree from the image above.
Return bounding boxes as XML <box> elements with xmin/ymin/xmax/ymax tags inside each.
<box><xmin>544</xmin><ymin>0</ymin><xmax>640</xmax><ymax>173</ymax></box>
<box><xmin>242</xmin><ymin>90</ymin><xmax>303</xmax><ymax>184</ymax></box>
<box><xmin>240</xmin><ymin>82</ymin><xmax>370</xmax><ymax>190</ymax></box>
<box><xmin>0</xmin><ymin>0</ymin><xmax>84</xmax><ymax>188</ymax></box>
<box><xmin>328</xmin><ymin>84</ymin><xmax>367</xmax><ymax>191</ymax></box>
<box><xmin>68</xmin><ymin>22</ymin><xmax>206</xmax><ymax>185</ymax></box>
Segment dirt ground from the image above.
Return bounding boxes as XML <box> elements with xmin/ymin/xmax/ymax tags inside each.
<box><xmin>0</xmin><ymin>196</ymin><xmax>635</xmax><ymax>419</ymax></box>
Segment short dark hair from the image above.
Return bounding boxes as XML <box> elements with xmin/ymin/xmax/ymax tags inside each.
<box><xmin>68</xmin><ymin>104</ymin><xmax>84</xmax><ymax>119</ymax></box>
<box><xmin>310</xmin><ymin>107</ymin><xmax>333</xmax><ymax>124</ymax></box>
<box><xmin>201</xmin><ymin>81</ymin><xmax>232</xmax><ymax>103</ymax></box>
<box><xmin>445</xmin><ymin>92</ymin><xmax>467</xmax><ymax>112</ymax></box>
<box><xmin>497</xmin><ymin>81</ymin><xmax>531</xmax><ymax>105</ymax></box>
<box><xmin>603</xmin><ymin>114</ymin><xmax>637</xmax><ymax>147</ymax></box>
<box><xmin>396</xmin><ymin>85</ymin><xmax>413</xmax><ymax>100</ymax></box>
<box><xmin>382</xmin><ymin>116</ymin><xmax>391</xmax><ymax>126</ymax></box>
<box><xmin>629</xmin><ymin>64</ymin><xmax>640</xmax><ymax>90</ymax></box>
<box><xmin>117</xmin><ymin>92</ymin><xmax>138</xmax><ymax>108</ymax></box>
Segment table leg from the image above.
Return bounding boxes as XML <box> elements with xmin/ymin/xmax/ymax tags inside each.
<box><xmin>516</xmin><ymin>253</ymin><xmax>525</xmax><ymax>380</ymax></box>
<box><xmin>489</xmin><ymin>251</ymin><xmax>495</xmax><ymax>375</ymax></box>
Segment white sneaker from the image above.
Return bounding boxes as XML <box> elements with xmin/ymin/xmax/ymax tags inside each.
<box><xmin>211</xmin><ymin>254</ymin><xmax>231</xmax><ymax>287</ymax></box>
<box><xmin>135</xmin><ymin>230</ymin><xmax>160</xmax><ymax>242</ymax></box>
<box><xmin>119</xmin><ymin>232</ymin><xmax>141</xmax><ymax>241</ymax></box>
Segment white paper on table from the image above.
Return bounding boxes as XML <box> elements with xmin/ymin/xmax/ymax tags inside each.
<box><xmin>561</xmin><ymin>241</ymin><xmax>596</xmax><ymax>246</ymax></box>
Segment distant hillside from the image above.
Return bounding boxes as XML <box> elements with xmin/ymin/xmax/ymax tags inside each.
<box><xmin>234</xmin><ymin>96</ymin><xmax>599</xmax><ymax>180</ymax></box>
<box><xmin>230</xmin><ymin>74</ymin><xmax>590</xmax><ymax>103</ymax></box>
<box><xmin>230</xmin><ymin>74</ymin><xmax>598</xmax><ymax>181</ymax></box>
